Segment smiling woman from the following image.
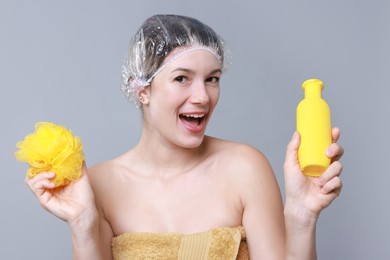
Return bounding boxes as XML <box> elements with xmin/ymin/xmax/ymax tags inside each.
<box><xmin>143</xmin><ymin>49</ymin><xmax>221</xmax><ymax>145</ymax></box>
<box><xmin>24</xmin><ymin>14</ymin><xmax>344</xmax><ymax>260</ymax></box>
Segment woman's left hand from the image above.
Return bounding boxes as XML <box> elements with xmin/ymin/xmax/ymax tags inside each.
<box><xmin>284</xmin><ymin>127</ymin><xmax>344</xmax><ymax>218</ymax></box>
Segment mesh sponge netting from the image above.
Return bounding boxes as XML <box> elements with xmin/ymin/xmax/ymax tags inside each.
<box><xmin>15</xmin><ymin>122</ymin><xmax>84</xmax><ymax>187</ymax></box>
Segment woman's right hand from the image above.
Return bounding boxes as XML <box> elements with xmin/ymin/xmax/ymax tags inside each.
<box><xmin>26</xmin><ymin>163</ymin><xmax>105</xmax><ymax>259</ymax></box>
<box><xmin>25</xmin><ymin>162</ymin><xmax>97</xmax><ymax>226</ymax></box>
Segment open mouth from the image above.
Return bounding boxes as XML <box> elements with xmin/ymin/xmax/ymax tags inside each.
<box><xmin>179</xmin><ymin>113</ymin><xmax>206</xmax><ymax>127</ymax></box>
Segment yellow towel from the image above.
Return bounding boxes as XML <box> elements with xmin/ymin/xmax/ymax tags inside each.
<box><xmin>112</xmin><ymin>226</ymin><xmax>249</xmax><ymax>260</ymax></box>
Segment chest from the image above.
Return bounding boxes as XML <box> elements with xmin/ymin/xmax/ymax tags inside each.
<box><xmin>103</xmin><ymin>172</ymin><xmax>242</xmax><ymax>235</ymax></box>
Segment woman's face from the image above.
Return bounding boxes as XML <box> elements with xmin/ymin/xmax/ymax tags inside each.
<box><xmin>143</xmin><ymin>48</ymin><xmax>222</xmax><ymax>149</ymax></box>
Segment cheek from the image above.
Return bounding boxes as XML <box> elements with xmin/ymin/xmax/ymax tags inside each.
<box><xmin>210</xmin><ymin>87</ymin><xmax>220</xmax><ymax>105</ymax></box>
<box><xmin>152</xmin><ymin>84</ymin><xmax>182</xmax><ymax>102</ymax></box>
<box><xmin>149</xmin><ymin>91</ymin><xmax>180</xmax><ymax>121</ymax></box>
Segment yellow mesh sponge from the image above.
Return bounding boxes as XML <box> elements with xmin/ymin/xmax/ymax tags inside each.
<box><xmin>15</xmin><ymin>122</ymin><xmax>84</xmax><ymax>187</ymax></box>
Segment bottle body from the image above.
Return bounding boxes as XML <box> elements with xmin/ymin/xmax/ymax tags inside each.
<box><xmin>296</xmin><ymin>79</ymin><xmax>332</xmax><ymax>177</ymax></box>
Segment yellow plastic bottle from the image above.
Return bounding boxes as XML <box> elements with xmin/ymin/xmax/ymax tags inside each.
<box><xmin>297</xmin><ymin>79</ymin><xmax>332</xmax><ymax>177</ymax></box>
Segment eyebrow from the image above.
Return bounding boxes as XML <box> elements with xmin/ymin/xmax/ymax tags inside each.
<box><xmin>171</xmin><ymin>68</ymin><xmax>222</xmax><ymax>74</ymax></box>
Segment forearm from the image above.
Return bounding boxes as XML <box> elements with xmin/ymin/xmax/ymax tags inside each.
<box><xmin>284</xmin><ymin>201</ymin><xmax>318</xmax><ymax>260</ymax></box>
<box><xmin>69</xmin><ymin>207</ymin><xmax>103</xmax><ymax>260</ymax></box>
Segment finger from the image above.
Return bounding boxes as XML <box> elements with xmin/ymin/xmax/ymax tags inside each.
<box><xmin>26</xmin><ymin>172</ymin><xmax>56</xmax><ymax>197</ymax></box>
<box><xmin>284</xmin><ymin>131</ymin><xmax>300</xmax><ymax>169</ymax></box>
<box><xmin>81</xmin><ymin>161</ymin><xmax>88</xmax><ymax>177</ymax></box>
<box><xmin>326</xmin><ymin>143</ymin><xmax>344</xmax><ymax>162</ymax></box>
<box><xmin>25</xmin><ymin>171</ymin><xmax>54</xmax><ymax>187</ymax></box>
<box><xmin>320</xmin><ymin>176</ymin><xmax>343</xmax><ymax>194</ymax></box>
<box><xmin>318</xmin><ymin>161</ymin><xmax>343</xmax><ymax>187</ymax></box>
<box><xmin>331</xmin><ymin>127</ymin><xmax>341</xmax><ymax>143</ymax></box>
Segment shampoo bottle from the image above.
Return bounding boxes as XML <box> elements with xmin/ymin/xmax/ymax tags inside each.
<box><xmin>296</xmin><ymin>79</ymin><xmax>332</xmax><ymax>177</ymax></box>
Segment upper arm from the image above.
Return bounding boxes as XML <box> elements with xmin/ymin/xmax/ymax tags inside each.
<box><xmin>88</xmin><ymin>164</ymin><xmax>115</xmax><ymax>260</ymax></box>
<box><xmin>232</xmin><ymin>145</ymin><xmax>286</xmax><ymax>259</ymax></box>
<box><xmin>98</xmin><ymin>209</ymin><xmax>114</xmax><ymax>260</ymax></box>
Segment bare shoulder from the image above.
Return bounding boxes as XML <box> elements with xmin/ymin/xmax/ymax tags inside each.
<box><xmin>87</xmin><ymin>152</ymin><xmax>135</xmax><ymax>196</ymax></box>
<box><xmin>88</xmin><ymin>157</ymin><xmax>125</xmax><ymax>183</ymax></box>
<box><xmin>206</xmin><ymin>136</ymin><xmax>273</xmax><ymax>176</ymax></box>
<box><xmin>206</xmin><ymin>136</ymin><xmax>280</xmax><ymax>203</ymax></box>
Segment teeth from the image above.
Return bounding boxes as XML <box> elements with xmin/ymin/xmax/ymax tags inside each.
<box><xmin>182</xmin><ymin>114</ymin><xmax>205</xmax><ymax>118</ymax></box>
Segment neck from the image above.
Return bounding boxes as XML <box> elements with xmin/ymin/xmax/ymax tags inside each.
<box><xmin>133</xmin><ymin>128</ymin><xmax>208</xmax><ymax>177</ymax></box>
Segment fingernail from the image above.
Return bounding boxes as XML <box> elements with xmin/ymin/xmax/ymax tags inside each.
<box><xmin>326</xmin><ymin>148</ymin><xmax>332</xmax><ymax>157</ymax></box>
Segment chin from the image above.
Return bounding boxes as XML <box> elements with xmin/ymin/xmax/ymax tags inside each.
<box><xmin>180</xmin><ymin>135</ymin><xmax>205</xmax><ymax>149</ymax></box>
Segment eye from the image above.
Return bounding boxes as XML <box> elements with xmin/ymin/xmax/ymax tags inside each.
<box><xmin>174</xmin><ymin>75</ymin><xmax>188</xmax><ymax>83</ymax></box>
<box><xmin>206</xmin><ymin>76</ymin><xmax>220</xmax><ymax>83</ymax></box>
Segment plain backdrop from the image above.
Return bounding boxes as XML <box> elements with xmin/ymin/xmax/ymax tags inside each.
<box><xmin>1</xmin><ymin>0</ymin><xmax>389</xmax><ymax>259</ymax></box>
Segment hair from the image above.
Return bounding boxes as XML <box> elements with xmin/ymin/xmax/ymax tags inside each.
<box><xmin>121</xmin><ymin>14</ymin><xmax>230</xmax><ymax>107</ymax></box>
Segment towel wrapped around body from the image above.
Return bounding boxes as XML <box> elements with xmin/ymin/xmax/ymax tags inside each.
<box><xmin>112</xmin><ymin>226</ymin><xmax>249</xmax><ymax>260</ymax></box>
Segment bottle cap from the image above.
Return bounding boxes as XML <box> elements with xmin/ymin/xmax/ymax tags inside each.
<box><xmin>302</xmin><ymin>78</ymin><xmax>324</xmax><ymax>90</ymax></box>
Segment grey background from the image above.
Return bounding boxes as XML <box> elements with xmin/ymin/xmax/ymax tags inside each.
<box><xmin>1</xmin><ymin>0</ymin><xmax>389</xmax><ymax>259</ymax></box>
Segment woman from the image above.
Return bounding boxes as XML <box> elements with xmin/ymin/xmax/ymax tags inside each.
<box><xmin>27</xmin><ymin>14</ymin><xmax>343</xmax><ymax>259</ymax></box>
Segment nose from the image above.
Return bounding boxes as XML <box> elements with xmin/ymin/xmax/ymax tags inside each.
<box><xmin>189</xmin><ymin>79</ymin><xmax>210</xmax><ymax>104</ymax></box>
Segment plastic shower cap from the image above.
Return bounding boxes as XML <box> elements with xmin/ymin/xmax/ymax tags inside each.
<box><xmin>121</xmin><ymin>14</ymin><xmax>230</xmax><ymax>107</ymax></box>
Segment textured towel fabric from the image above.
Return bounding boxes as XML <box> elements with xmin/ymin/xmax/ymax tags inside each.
<box><xmin>112</xmin><ymin>226</ymin><xmax>249</xmax><ymax>259</ymax></box>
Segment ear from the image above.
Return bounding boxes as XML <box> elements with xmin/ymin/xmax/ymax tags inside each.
<box><xmin>138</xmin><ymin>85</ymin><xmax>151</xmax><ymax>105</ymax></box>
